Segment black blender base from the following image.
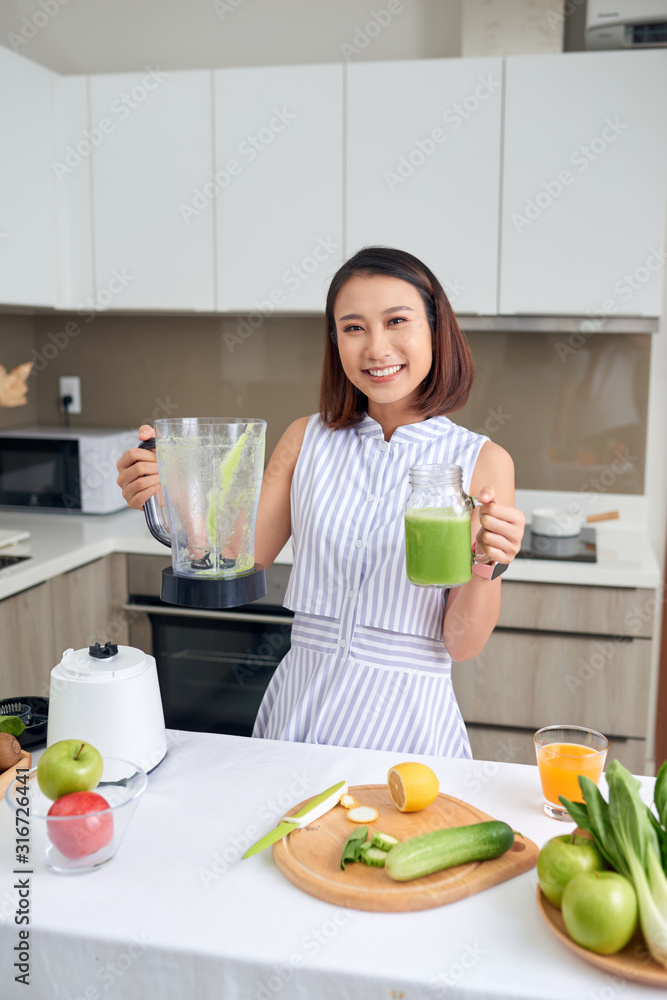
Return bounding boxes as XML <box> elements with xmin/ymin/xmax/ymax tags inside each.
<box><xmin>160</xmin><ymin>565</ymin><xmax>267</xmax><ymax>609</ymax></box>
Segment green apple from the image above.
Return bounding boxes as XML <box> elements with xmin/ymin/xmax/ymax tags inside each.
<box><xmin>37</xmin><ymin>740</ymin><xmax>103</xmax><ymax>801</ymax></box>
<box><xmin>562</xmin><ymin>871</ymin><xmax>638</xmax><ymax>955</ymax></box>
<box><xmin>537</xmin><ymin>833</ymin><xmax>606</xmax><ymax>907</ymax></box>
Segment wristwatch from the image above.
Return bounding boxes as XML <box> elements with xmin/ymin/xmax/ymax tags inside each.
<box><xmin>471</xmin><ymin>542</ymin><xmax>509</xmax><ymax>581</ymax></box>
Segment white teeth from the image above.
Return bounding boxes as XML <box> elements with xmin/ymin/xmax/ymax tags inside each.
<box><xmin>367</xmin><ymin>365</ymin><xmax>402</xmax><ymax>377</ymax></box>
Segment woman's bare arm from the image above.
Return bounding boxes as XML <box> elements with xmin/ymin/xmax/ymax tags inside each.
<box><xmin>254</xmin><ymin>416</ymin><xmax>310</xmax><ymax>569</ymax></box>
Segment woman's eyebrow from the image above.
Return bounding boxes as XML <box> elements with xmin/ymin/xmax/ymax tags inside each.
<box><xmin>338</xmin><ymin>305</ymin><xmax>415</xmax><ymax>321</ymax></box>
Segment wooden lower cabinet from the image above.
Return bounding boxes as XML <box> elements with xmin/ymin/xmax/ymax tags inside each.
<box><xmin>0</xmin><ymin>580</ymin><xmax>56</xmax><ymax>700</ymax></box>
<box><xmin>0</xmin><ymin>555</ymin><xmax>129</xmax><ymax>701</ymax></box>
<box><xmin>452</xmin><ymin>579</ymin><xmax>658</xmax><ymax>775</ymax></box>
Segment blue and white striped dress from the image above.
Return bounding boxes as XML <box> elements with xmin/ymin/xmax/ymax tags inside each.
<box><xmin>252</xmin><ymin>412</ymin><xmax>489</xmax><ymax>758</ymax></box>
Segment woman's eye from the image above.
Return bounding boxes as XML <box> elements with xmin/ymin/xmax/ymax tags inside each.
<box><xmin>343</xmin><ymin>324</ymin><xmax>363</xmax><ymax>333</ymax></box>
<box><xmin>387</xmin><ymin>316</ymin><xmax>407</xmax><ymax>326</ymax></box>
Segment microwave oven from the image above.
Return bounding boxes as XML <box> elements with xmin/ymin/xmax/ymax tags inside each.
<box><xmin>0</xmin><ymin>426</ymin><xmax>138</xmax><ymax>514</ymax></box>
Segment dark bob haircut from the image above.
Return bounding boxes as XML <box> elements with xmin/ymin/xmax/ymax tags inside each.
<box><xmin>320</xmin><ymin>246</ymin><xmax>474</xmax><ymax>430</ymax></box>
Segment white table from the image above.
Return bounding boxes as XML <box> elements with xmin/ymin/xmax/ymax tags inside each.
<box><xmin>0</xmin><ymin>731</ymin><xmax>659</xmax><ymax>1000</ymax></box>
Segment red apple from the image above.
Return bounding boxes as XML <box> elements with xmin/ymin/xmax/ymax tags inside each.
<box><xmin>47</xmin><ymin>791</ymin><xmax>114</xmax><ymax>859</ymax></box>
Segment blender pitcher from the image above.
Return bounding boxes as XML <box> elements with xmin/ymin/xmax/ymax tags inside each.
<box><xmin>141</xmin><ymin>418</ymin><xmax>267</xmax><ymax>609</ymax></box>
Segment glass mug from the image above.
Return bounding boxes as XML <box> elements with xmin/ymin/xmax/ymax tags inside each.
<box><xmin>404</xmin><ymin>464</ymin><xmax>474</xmax><ymax>587</ymax></box>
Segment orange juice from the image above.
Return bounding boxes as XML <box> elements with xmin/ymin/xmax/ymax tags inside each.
<box><xmin>536</xmin><ymin>741</ymin><xmax>605</xmax><ymax>804</ymax></box>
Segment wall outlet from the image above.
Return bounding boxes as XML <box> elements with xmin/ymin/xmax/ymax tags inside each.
<box><xmin>59</xmin><ymin>376</ymin><xmax>82</xmax><ymax>415</ymax></box>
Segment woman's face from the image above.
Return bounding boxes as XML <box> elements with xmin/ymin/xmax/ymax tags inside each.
<box><xmin>333</xmin><ymin>275</ymin><xmax>433</xmax><ymax>411</ymax></box>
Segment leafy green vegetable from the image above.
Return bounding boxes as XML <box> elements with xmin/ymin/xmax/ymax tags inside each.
<box><xmin>561</xmin><ymin>760</ymin><xmax>667</xmax><ymax>969</ymax></box>
<box><xmin>0</xmin><ymin>716</ymin><xmax>25</xmax><ymax>736</ymax></box>
<box><xmin>655</xmin><ymin>761</ymin><xmax>667</xmax><ymax>830</ymax></box>
<box><xmin>340</xmin><ymin>826</ymin><xmax>368</xmax><ymax>870</ymax></box>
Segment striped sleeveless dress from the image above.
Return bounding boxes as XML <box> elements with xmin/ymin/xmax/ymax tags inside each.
<box><xmin>252</xmin><ymin>412</ymin><xmax>489</xmax><ymax>758</ymax></box>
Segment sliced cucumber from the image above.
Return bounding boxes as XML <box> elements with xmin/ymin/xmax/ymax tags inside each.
<box><xmin>371</xmin><ymin>831</ymin><xmax>400</xmax><ymax>851</ymax></box>
<box><xmin>359</xmin><ymin>845</ymin><xmax>388</xmax><ymax>868</ymax></box>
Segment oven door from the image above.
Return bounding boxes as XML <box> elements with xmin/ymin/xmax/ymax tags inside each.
<box><xmin>123</xmin><ymin>600</ymin><xmax>293</xmax><ymax>737</ymax></box>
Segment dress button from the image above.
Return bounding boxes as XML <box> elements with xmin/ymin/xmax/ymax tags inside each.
<box><xmin>339</xmin><ymin>639</ymin><xmax>347</xmax><ymax>648</ymax></box>
<box><xmin>348</xmin><ymin>589</ymin><xmax>356</xmax><ymax>599</ymax></box>
<box><xmin>366</xmin><ymin>494</ymin><xmax>376</xmax><ymax>503</ymax></box>
<box><xmin>354</xmin><ymin>539</ymin><xmax>363</xmax><ymax>548</ymax></box>
<box><xmin>379</xmin><ymin>441</ymin><xmax>389</xmax><ymax>452</ymax></box>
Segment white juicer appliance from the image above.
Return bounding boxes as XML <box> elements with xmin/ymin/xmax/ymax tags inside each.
<box><xmin>46</xmin><ymin>642</ymin><xmax>167</xmax><ymax>772</ymax></box>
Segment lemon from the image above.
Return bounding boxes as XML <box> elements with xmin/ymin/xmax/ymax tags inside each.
<box><xmin>387</xmin><ymin>762</ymin><xmax>439</xmax><ymax>813</ymax></box>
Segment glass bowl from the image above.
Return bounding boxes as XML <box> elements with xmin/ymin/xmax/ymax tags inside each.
<box><xmin>4</xmin><ymin>757</ymin><xmax>147</xmax><ymax>874</ymax></box>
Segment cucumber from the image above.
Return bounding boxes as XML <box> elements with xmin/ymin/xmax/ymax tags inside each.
<box><xmin>371</xmin><ymin>831</ymin><xmax>400</xmax><ymax>851</ymax></box>
<box><xmin>385</xmin><ymin>821</ymin><xmax>515</xmax><ymax>882</ymax></box>
<box><xmin>359</xmin><ymin>845</ymin><xmax>388</xmax><ymax>868</ymax></box>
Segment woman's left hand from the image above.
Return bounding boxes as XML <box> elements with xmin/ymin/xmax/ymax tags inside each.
<box><xmin>474</xmin><ymin>486</ymin><xmax>525</xmax><ymax>564</ymax></box>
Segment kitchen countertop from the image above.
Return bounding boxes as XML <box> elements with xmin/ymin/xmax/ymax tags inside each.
<box><xmin>0</xmin><ymin>731</ymin><xmax>659</xmax><ymax>1000</ymax></box>
<box><xmin>0</xmin><ymin>488</ymin><xmax>661</xmax><ymax>601</ymax></box>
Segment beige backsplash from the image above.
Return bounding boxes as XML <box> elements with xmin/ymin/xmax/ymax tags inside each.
<box><xmin>0</xmin><ymin>312</ymin><xmax>649</xmax><ymax>494</ymax></box>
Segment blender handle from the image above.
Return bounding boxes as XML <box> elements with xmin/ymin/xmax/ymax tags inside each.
<box><xmin>138</xmin><ymin>438</ymin><xmax>171</xmax><ymax>548</ymax></box>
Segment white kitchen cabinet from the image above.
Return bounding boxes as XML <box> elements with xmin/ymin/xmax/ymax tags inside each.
<box><xmin>89</xmin><ymin>69</ymin><xmax>215</xmax><ymax>311</ymax></box>
<box><xmin>0</xmin><ymin>47</ymin><xmax>57</xmax><ymax>308</ymax></box>
<box><xmin>52</xmin><ymin>74</ymin><xmax>94</xmax><ymax>310</ymax></box>
<box><xmin>500</xmin><ymin>50</ymin><xmax>667</xmax><ymax>316</ymax></box>
<box><xmin>214</xmin><ymin>64</ymin><xmax>344</xmax><ymax>313</ymax></box>
<box><xmin>346</xmin><ymin>58</ymin><xmax>503</xmax><ymax>315</ymax></box>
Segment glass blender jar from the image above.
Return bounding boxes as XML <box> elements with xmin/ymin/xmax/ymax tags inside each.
<box><xmin>141</xmin><ymin>418</ymin><xmax>267</xmax><ymax>608</ymax></box>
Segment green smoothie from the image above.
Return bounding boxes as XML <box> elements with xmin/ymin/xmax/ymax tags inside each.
<box><xmin>405</xmin><ymin>507</ymin><xmax>472</xmax><ymax>587</ymax></box>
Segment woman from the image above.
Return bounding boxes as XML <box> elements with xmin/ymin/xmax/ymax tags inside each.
<box><xmin>117</xmin><ymin>247</ymin><xmax>525</xmax><ymax>758</ymax></box>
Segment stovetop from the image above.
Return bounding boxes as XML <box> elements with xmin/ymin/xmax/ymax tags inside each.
<box><xmin>517</xmin><ymin>525</ymin><xmax>597</xmax><ymax>563</ymax></box>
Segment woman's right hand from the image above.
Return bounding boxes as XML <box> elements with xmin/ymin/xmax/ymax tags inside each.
<box><xmin>116</xmin><ymin>424</ymin><xmax>160</xmax><ymax>509</ymax></box>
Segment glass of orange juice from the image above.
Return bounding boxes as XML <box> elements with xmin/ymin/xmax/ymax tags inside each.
<box><xmin>534</xmin><ymin>725</ymin><xmax>608</xmax><ymax>820</ymax></box>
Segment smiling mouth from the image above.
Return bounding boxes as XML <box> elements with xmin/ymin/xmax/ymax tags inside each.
<box><xmin>363</xmin><ymin>364</ymin><xmax>405</xmax><ymax>381</ymax></box>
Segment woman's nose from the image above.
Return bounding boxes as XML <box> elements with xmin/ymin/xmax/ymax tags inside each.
<box><xmin>366</xmin><ymin>325</ymin><xmax>394</xmax><ymax>358</ymax></box>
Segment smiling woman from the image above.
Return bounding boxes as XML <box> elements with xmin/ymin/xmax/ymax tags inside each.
<box><xmin>116</xmin><ymin>246</ymin><xmax>525</xmax><ymax>758</ymax></box>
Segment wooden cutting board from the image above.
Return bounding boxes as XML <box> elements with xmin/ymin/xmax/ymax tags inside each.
<box><xmin>273</xmin><ymin>783</ymin><xmax>539</xmax><ymax>912</ymax></box>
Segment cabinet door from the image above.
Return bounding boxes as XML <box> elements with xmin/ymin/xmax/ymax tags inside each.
<box><xmin>90</xmin><ymin>69</ymin><xmax>215</xmax><ymax>311</ymax></box>
<box><xmin>500</xmin><ymin>50</ymin><xmax>667</xmax><ymax>316</ymax></box>
<box><xmin>452</xmin><ymin>629</ymin><xmax>652</xmax><ymax>738</ymax></box>
<box><xmin>346</xmin><ymin>58</ymin><xmax>503</xmax><ymax>315</ymax></box>
<box><xmin>0</xmin><ymin>48</ymin><xmax>57</xmax><ymax>307</ymax></box>
<box><xmin>214</xmin><ymin>65</ymin><xmax>343</xmax><ymax>313</ymax></box>
<box><xmin>0</xmin><ymin>582</ymin><xmax>56</xmax><ymax>700</ymax></box>
<box><xmin>51</xmin><ymin>555</ymin><xmax>130</xmax><ymax>653</ymax></box>
<box><xmin>52</xmin><ymin>74</ymin><xmax>94</xmax><ymax>309</ymax></box>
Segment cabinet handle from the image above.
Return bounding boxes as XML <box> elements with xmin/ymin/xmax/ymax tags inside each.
<box><xmin>122</xmin><ymin>602</ymin><xmax>293</xmax><ymax>626</ymax></box>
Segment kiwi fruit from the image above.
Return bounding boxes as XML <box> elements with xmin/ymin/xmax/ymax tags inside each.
<box><xmin>0</xmin><ymin>732</ymin><xmax>22</xmax><ymax>771</ymax></box>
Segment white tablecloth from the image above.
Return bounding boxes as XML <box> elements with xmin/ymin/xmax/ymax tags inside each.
<box><xmin>0</xmin><ymin>731</ymin><xmax>659</xmax><ymax>1000</ymax></box>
